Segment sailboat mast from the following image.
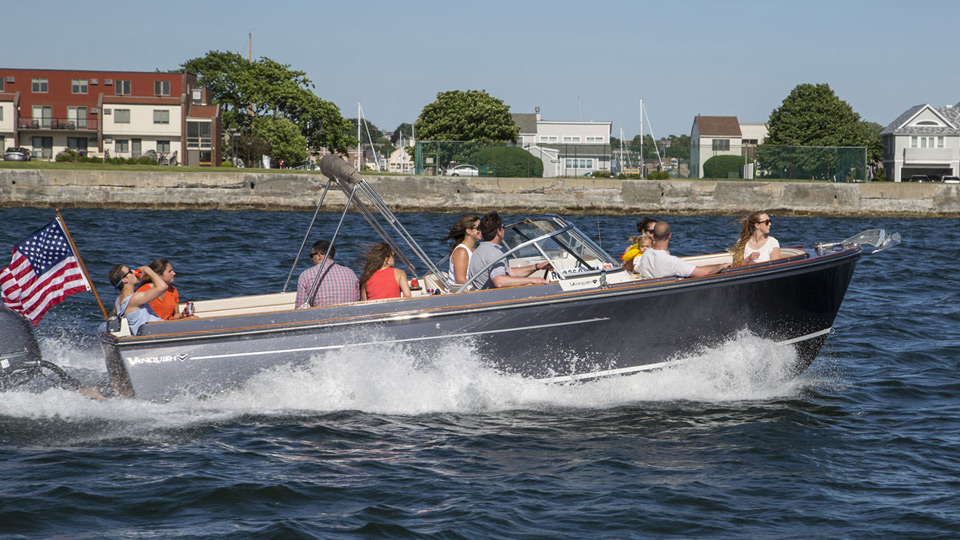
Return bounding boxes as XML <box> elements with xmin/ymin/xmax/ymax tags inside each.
<box><xmin>639</xmin><ymin>99</ymin><xmax>644</xmax><ymax>175</ymax></box>
<box><xmin>357</xmin><ymin>102</ymin><xmax>362</xmax><ymax>169</ymax></box>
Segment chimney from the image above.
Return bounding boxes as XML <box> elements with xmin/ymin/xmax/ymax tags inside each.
<box><xmin>535</xmin><ymin>106</ymin><xmax>540</xmax><ymax>122</ymax></box>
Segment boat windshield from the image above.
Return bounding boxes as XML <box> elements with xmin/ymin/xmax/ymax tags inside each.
<box><xmin>500</xmin><ymin>216</ymin><xmax>621</xmax><ymax>279</ymax></box>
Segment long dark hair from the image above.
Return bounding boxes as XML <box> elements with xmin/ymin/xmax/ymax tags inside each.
<box><xmin>358</xmin><ymin>243</ymin><xmax>394</xmax><ymax>293</ymax></box>
<box><xmin>731</xmin><ymin>211</ymin><xmax>765</xmax><ymax>266</ymax></box>
<box><xmin>441</xmin><ymin>215</ymin><xmax>480</xmax><ymax>255</ymax></box>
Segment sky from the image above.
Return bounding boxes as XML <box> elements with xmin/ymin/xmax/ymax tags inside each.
<box><xmin>9</xmin><ymin>0</ymin><xmax>959</xmax><ymax>139</ymax></box>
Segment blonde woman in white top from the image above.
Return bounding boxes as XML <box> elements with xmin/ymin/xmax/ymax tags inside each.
<box><xmin>732</xmin><ymin>212</ymin><xmax>781</xmax><ymax>266</ymax></box>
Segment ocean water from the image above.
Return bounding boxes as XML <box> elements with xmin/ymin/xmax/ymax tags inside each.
<box><xmin>1</xmin><ymin>207</ymin><xmax>958</xmax><ymax>539</ymax></box>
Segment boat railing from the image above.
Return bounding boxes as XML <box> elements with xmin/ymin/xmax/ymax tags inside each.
<box><xmin>285</xmin><ymin>156</ymin><xmax>450</xmax><ymax>305</ymax></box>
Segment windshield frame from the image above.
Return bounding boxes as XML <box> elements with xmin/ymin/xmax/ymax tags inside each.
<box><xmin>454</xmin><ymin>216</ymin><xmax>624</xmax><ymax>292</ymax></box>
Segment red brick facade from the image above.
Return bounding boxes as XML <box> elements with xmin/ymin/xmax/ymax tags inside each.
<box><xmin>0</xmin><ymin>68</ymin><xmax>220</xmax><ymax>166</ymax></box>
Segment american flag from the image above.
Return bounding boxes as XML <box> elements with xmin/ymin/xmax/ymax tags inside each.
<box><xmin>0</xmin><ymin>218</ymin><xmax>90</xmax><ymax>325</ymax></box>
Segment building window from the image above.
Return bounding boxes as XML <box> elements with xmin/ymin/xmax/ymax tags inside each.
<box><xmin>911</xmin><ymin>136</ymin><xmax>944</xmax><ymax>148</ymax></box>
<box><xmin>586</xmin><ymin>136</ymin><xmax>604</xmax><ymax>143</ymax></box>
<box><xmin>32</xmin><ymin>105</ymin><xmax>53</xmax><ymax>127</ymax></box>
<box><xmin>72</xmin><ymin>79</ymin><xmax>88</xmax><ymax>94</ymax></box>
<box><xmin>0</xmin><ymin>108</ymin><xmax>3</xmax><ymax>121</ymax></box>
<box><xmin>115</xmin><ymin>109</ymin><xmax>131</xmax><ymax>123</ymax></box>
<box><xmin>539</xmin><ymin>135</ymin><xmax>558</xmax><ymax>143</ymax></box>
<box><xmin>115</xmin><ymin>80</ymin><xmax>132</xmax><ymax>95</ymax></box>
<box><xmin>154</xmin><ymin>80</ymin><xmax>171</xmax><ymax>96</ymax></box>
<box><xmin>33</xmin><ymin>137</ymin><xmax>53</xmax><ymax>159</ymax></box>
<box><xmin>0</xmin><ymin>79</ymin><xmax>4</xmax><ymax>91</ymax></box>
<box><xmin>67</xmin><ymin>106</ymin><xmax>88</xmax><ymax>128</ymax></box>
<box><xmin>565</xmin><ymin>158</ymin><xmax>593</xmax><ymax>168</ymax></box>
<box><xmin>157</xmin><ymin>140</ymin><xmax>171</xmax><ymax>154</ymax></box>
<box><xmin>115</xmin><ymin>139</ymin><xmax>129</xmax><ymax>153</ymax></box>
<box><xmin>32</xmin><ymin>78</ymin><xmax>48</xmax><ymax>93</ymax></box>
<box><xmin>712</xmin><ymin>139</ymin><xmax>731</xmax><ymax>151</ymax></box>
<box><xmin>67</xmin><ymin>137</ymin><xmax>88</xmax><ymax>154</ymax></box>
<box><xmin>153</xmin><ymin>109</ymin><xmax>170</xmax><ymax>124</ymax></box>
<box><xmin>187</xmin><ymin>121</ymin><xmax>212</xmax><ymax>149</ymax></box>
<box><xmin>562</xmin><ymin>136</ymin><xmax>581</xmax><ymax>143</ymax></box>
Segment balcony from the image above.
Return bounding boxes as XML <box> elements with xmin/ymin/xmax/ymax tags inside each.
<box><xmin>18</xmin><ymin>117</ymin><xmax>99</xmax><ymax>131</ymax></box>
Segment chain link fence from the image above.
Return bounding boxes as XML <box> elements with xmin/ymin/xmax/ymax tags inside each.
<box><xmin>755</xmin><ymin>145</ymin><xmax>868</xmax><ymax>182</ymax></box>
<box><xmin>415</xmin><ymin>141</ymin><xmax>615</xmax><ymax>178</ymax></box>
<box><xmin>689</xmin><ymin>142</ymin><xmax>867</xmax><ymax>182</ymax></box>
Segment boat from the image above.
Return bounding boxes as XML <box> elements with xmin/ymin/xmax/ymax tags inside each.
<box><xmin>87</xmin><ymin>155</ymin><xmax>897</xmax><ymax>400</ymax></box>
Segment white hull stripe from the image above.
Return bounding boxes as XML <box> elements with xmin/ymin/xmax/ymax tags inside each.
<box><xmin>539</xmin><ymin>327</ymin><xmax>833</xmax><ymax>383</ymax></box>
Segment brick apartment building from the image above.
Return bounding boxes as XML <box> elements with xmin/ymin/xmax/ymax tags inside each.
<box><xmin>0</xmin><ymin>68</ymin><xmax>220</xmax><ymax>166</ymax></box>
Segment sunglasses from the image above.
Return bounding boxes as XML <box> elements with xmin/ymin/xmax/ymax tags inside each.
<box><xmin>645</xmin><ymin>228</ymin><xmax>655</xmax><ymax>233</ymax></box>
<box><xmin>114</xmin><ymin>268</ymin><xmax>134</xmax><ymax>290</ymax></box>
<box><xmin>758</xmin><ymin>219</ymin><xmax>772</xmax><ymax>225</ymax></box>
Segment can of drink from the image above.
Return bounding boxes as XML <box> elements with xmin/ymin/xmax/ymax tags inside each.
<box><xmin>184</xmin><ymin>302</ymin><xmax>195</xmax><ymax>316</ymax></box>
<box><xmin>133</xmin><ymin>268</ymin><xmax>143</xmax><ymax>279</ymax></box>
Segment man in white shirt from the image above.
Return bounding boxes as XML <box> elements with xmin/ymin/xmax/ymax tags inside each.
<box><xmin>636</xmin><ymin>221</ymin><xmax>729</xmax><ymax>279</ymax></box>
<box><xmin>468</xmin><ymin>212</ymin><xmax>550</xmax><ymax>289</ymax></box>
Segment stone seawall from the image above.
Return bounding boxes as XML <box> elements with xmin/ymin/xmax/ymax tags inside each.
<box><xmin>2</xmin><ymin>169</ymin><xmax>959</xmax><ymax>216</ymax></box>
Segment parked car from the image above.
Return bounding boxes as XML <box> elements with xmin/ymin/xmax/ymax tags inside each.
<box><xmin>907</xmin><ymin>175</ymin><xmax>930</xmax><ymax>182</ymax></box>
<box><xmin>942</xmin><ymin>175</ymin><xmax>960</xmax><ymax>184</ymax></box>
<box><xmin>445</xmin><ymin>164</ymin><xmax>479</xmax><ymax>177</ymax></box>
<box><xmin>3</xmin><ymin>147</ymin><xmax>31</xmax><ymax>161</ymax></box>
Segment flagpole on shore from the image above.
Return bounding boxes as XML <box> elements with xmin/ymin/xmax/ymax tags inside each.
<box><xmin>55</xmin><ymin>208</ymin><xmax>108</xmax><ymax>322</ymax></box>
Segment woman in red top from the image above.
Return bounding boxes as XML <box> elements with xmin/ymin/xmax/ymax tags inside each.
<box><xmin>359</xmin><ymin>243</ymin><xmax>412</xmax><ymax>301</ymax></box>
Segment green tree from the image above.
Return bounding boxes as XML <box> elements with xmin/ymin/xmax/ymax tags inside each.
<box><xmin>391</xmin><ymin>122</ymin><xmax>414</xmax><ymax>145</ymax></box>
<box><xmin>760</xmin><ymin>83</ymin><xmax>880</xmax><ymax>179</ymax></box>
<box><xmin>861</xmin><ymin>121</ymin><xmax>885</xmax><ymax>163</ymax></box>
<box><xmin>458</xmin><ymin>145</ymin><xmax>544</xmax><ymax>177</ymax></box>
<box><xmin>664</xmin><ymin>134</ymin><xmax>691</xmax><ymax>162</ymax></box>
<box><xmin>703</xmin><ymin>155</ymin><xmax>753</xmax><ymax>179</ymax></box>
<box><xmin>181</xmin><ymin>51</ymin><xmax>356</xmax><ymax>156</ymax></box>
<box><xmin>414</xmin><ymin>90</ymin><xmax>519</xmax><ymax>142</ymax></box>
<box><xmin>254</xmin><ymin>116</ymin><xmax>308</xmax><ymax>165</ymax></box>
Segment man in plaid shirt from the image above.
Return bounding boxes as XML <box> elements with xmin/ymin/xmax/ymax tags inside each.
<box><xmin>296</xmin><ymin>241</ymin><xmax>360</xmax><ymax>308</ymax></box>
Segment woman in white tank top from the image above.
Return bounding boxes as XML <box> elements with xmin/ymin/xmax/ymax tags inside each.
<box><xmin>441</xmin><ymin>215</ymin><xmax>482</xmax><ymax>286</ymax></box>
<box><xmin>731</xmin><ymin>211</ymin><xmax>781</xmax><ymax>266</ymax></box>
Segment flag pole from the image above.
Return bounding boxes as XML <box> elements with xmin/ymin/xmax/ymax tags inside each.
<box><xmin>55</xmin><ymin>208</ymin><xmax>109</xmax><ymax>321</ymax></box>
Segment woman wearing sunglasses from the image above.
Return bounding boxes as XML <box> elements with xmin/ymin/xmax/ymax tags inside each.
<box><xmin>731</xmin><ymin>212</ymin><xmax>781</xmax><ymax>266</ymax></box>
<box><xmin>441</xmin><ymin>214</ymin><xmax>482</xmax><ymax>286</ymax></box>
<box><xmin>108</xmin><ymin>264</ymin><xmax>167</xmax><ymax>335</ymax></box>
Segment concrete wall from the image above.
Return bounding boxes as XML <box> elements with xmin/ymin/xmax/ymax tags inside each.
<box><xmin>2</xmin><ymin>168</ymin><xmax>960</xmax><ymax>217</ymax></box>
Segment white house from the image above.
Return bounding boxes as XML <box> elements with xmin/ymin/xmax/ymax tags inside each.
<box><xmin>690</xmin><ymin>116</ymin><xmax>768</xmax><ymax>178</ymax></box>
<box><xmin>512</xmin><ymin>107</ymin><xmax>612</xmax><ymax>177</ymax></box>
<box><xmin>880</xmin><ymin>103</ymin><xmax>960</xmax><ymax>182</ymax></box>
<box><xmin>387</xmin><ymin>137</ymin><xmax>416</xmax><ymax>174</ymax></box>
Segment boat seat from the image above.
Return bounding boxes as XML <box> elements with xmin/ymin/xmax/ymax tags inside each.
<box><xmin>181</xmin><ymin>292</ymin><xmax>297</xmax><ymax>318</ymax></box>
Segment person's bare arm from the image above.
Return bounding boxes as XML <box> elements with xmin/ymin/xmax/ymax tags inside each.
<box><xmin>689</xmin><ymin>263</ymin><xmax>730</xmax><ymax>277</ymax></box>
<box><xmin>396</xmin><ymin>269</ymin><xmax>412</xmax><ymax>298</ymax></box>
<box><xmin>452</xmin><ymin>249</ymin><xmax>470</xmax><ymax>284</ymax></box>
<box><xmin>125</xmin><ymin>266</ymin><xmax>167</xmax><ymax>314</ymax></box>
<box><xmin>492</xmin><ymin>274</ymin><xmax>547</xmax><ymax>288</ymax></box>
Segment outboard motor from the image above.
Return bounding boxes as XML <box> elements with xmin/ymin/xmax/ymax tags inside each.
<box><xmin>0</xmin><ymin>305</ymin><xmax>79</xmax><ymax>391</ymax></box>
<box><xmin>0</xmin><ymin>305</ymin><xmax>42</xmax><ymax>373</ymax></box>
